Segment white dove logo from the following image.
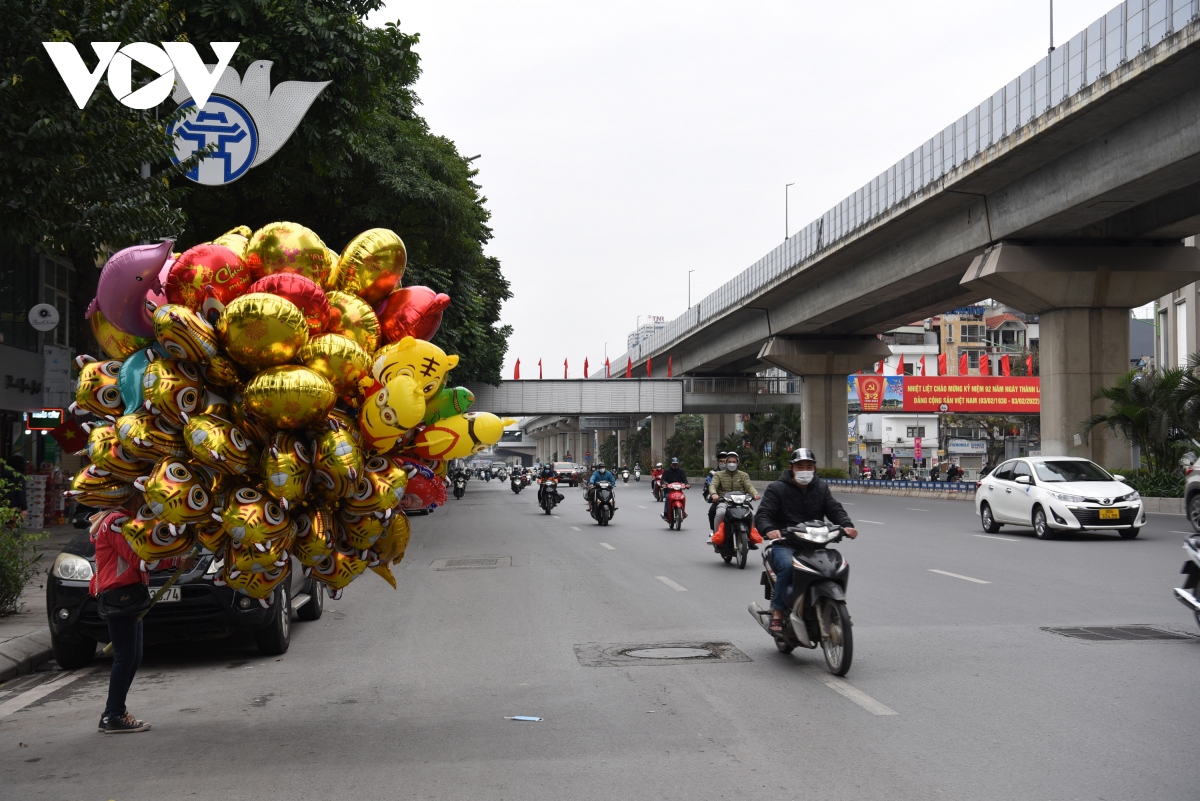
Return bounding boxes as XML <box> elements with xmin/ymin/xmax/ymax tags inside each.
<box><xmin>168</xmin><ymin>61</ymin><xmax>330</xmax><ymax>186</ymax></box>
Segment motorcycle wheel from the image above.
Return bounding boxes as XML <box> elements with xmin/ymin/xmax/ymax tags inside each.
<box><xmin>599</xmin><ymin>507</ymin><xmax>610</xmax><ymax>526</ymax></box>
<box><xmin>820</xmin><ymin>600</ymin><xmax>853</xmax><ymax>676</ymax></box>
<box><xmin>673</xmin><ymin>508</ymin><xmax>682</xmax><ymax>530</ymax></box>
<box><xmin>543</xmin><ymin>504</ymin><xmax>551</xmax><ymax>515</ymax></box>
<box><xmin>736</xmin><ymin>531</ymin><xmax>748</xmax><ymax>569</ymax></box>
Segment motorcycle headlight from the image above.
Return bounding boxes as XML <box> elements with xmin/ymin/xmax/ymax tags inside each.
<box><xmin>52</xmin><ymin>552</ymin><xmax>94</xmax><ymax>581</ymax></box>
<box><xmin>1050</xmin><ymin>491</ymin><xmax>1086</xmax><ymax>503</ymax></box>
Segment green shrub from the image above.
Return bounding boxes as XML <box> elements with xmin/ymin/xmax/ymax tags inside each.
<box><xmin>1107</xmin><ymin>469</ymin><xmax>1184</xmax><ymax>498</ymax></box>
<box><xmin>0</xmin><ymin>479</ymin><xmax>43</xmax><ymax>616</ymax></box>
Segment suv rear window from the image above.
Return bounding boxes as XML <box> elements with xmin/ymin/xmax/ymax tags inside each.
<box><xmin>553</xmin><ymin>463</ymin><xmax>573</xmax><ymax>472</ymax></box>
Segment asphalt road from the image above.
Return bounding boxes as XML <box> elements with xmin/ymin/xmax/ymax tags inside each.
<box><xmin>1</xmin><ymin>479</ymin><xmax>1197</xmax><ymax>800</ymax></box>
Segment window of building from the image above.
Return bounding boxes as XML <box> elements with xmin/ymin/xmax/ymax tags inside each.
<box><xmin>906</xmin><ymin>426</ymin><xmax>926</xmax><ymax>438</ymax></box>
<box><xmin>960</xmin><ymin>324</ymin><xmax>985</xmax><ymax>342</ymax></box>
<box><xmin>1177</xmin><ymin>300</ymin><xmax>1188</xmax><ymax>368</ymax></box>
<box><xmin>967</xmin><ymin>350</ymin><xmax>981</xmax><ymax>369</ymax></box>
<box><xmin>865</xmin><ymin>423</ymin><xmax>873</xmax><ymax>433</ymax></box>
<box><xmin>1159</xmin><ymin>308</ymin><xmax>1169</xmax><ymax>368</ymax></box>
<box><xmin>42</xmin><ymin>255</ymin><xmax>75</xmax><ymax>349</ymax></box>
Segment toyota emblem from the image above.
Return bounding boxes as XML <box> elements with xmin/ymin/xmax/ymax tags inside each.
<box><xmin>1102</xmin><ymin>498</ymin><xmax>1111</xmax><ymax>505</ymax></box>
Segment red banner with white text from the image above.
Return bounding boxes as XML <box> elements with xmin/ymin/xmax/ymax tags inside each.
<box><xmin>901</xmin><ymin>377</ymin><xmax>1040</xmax><ymax>414</ymax></box>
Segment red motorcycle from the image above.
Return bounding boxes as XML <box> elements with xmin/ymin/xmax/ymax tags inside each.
<box><xmin>664</xmin><ymin>482</ymin><xmax>688</xmax><ymax>530</ymax></box>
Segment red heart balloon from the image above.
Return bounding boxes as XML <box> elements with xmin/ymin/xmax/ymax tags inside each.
<box><xmin>375</xmin><ymin>286</ymin><xmax>451</xmax><ymax>344</ymax></box>
<box><xmin>165</xmin><ymin>244</ymin><xmax>251</xmax><ymax>320</ymax></box>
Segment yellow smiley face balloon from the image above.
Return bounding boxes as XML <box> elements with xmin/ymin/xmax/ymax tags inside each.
<box><xmin>142</xmin><ymin>357</ymin><xmax>204</xmax><ymax>427</ymax></box>
<box><xmin>371</xmin><ymin>337</ymin><xmax>460</xmax><ymax>401</ymax></box>
<box><xmin>153</xmin><ymin>304</ymin><xmax>219</xmax><ymax>364</ymax></box>
<box><xmin>135</xmin><ymin>457</ymin><xmax>213</xmax><ymax>528</ymax></box>
<box><xmin>357</xmin><ymin>374</ymin><xmax>425</xmax><ymax>454</ymax></box>
<box><xmin>259</xmin><ymin>432</ymin><xmax>313</xmax><ymax>508</ymax></box>
<box><xmin>72</xmin><ymin>357</ymin><xmax>124</xmax><ymax>420</ymax></box>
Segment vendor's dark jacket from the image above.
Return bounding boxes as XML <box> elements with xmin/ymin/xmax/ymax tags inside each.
<box><xmin>660</xmin><ymin>467</ymin><xmax>688</xmax><ymax>485</ymax></box>
<box><xmin>754</xmin><ymin>471</ymin><xmax>853</xmax><ymax>533</ymax></box>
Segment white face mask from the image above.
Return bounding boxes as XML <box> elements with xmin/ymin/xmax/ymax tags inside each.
<box><xmin>725</xmin><ymin>462</ymin><xmax>738</xmax><ymax>472</ymax></box>
<box><xmin>793</xmin><ymin>469</ymin><xmax>815</xmax><ymax>485</ymax></box>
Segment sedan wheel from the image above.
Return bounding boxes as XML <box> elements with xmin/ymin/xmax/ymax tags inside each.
<box><xmin>1033</xmin><ymin>507</ymin><xmax>1055</xmax><ymax>540</ymax></box>
<box><xmin>980</xmin><ymin>503</ymin><xmax>1002</xmax><ymax>534</ymax></box>
<box><xmin>1189</xmin><ymin>494</ymin><xmax>1200</xmax><ymax>533</ymax></box>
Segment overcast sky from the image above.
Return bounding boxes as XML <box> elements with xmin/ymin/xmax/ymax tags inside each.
<box><xmin>379</xmin><ymin>1</ymin><xmax>1125</xmax><ymax>378</ymax></box>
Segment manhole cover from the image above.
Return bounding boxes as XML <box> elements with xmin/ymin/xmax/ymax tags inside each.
<box><xmin>1043</xmin><ymin>625</ymin><xmax>1196</xmax><ymax>642</ymax></box>
<box><xmin>623</xmin><ymin>647</ymin><xmax>714</xmax><ymax>659</ymax></box>
<box><xmin>429</xmin><ymin>557</ymin><xmax>512</xmax><ymax>570</ymax></box>
<box><xmin>574</xmin><ymin>641</ymin><xmax>751</xmax><ymax>667</ymax></box>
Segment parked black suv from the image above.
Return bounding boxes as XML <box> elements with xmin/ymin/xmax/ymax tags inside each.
<box><xmin>46</xmin><ymin>531</ymin><xmax>324</xmax><ymax>669</ymax></box>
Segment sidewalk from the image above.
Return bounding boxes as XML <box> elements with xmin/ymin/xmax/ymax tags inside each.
<box><xmin>0</xmin><ymin>523</ymin><xmax>83</xmax><ymax>682</ymax></box>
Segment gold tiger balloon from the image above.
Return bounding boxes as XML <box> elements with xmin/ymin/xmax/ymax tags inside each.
<box><xmin>67</xmin><ymin>464</ymin><xmax>137</xmax><ymax>508</ymax></box>
<box><xmin>116</xmin><ymin>410</ymin><xmax>187</xmax><ymax>461</ymax></box>
<box><xmin>368</xmin><ymin>512</ymin><xmax>412</xmax><ymax>588</ymax></box>
<box><xmin>83</xmin><ymin>424</ymin><xmax>150</xmax><ymax>483</ymax></box>
<box><xmin>184</xmin><ymin>407</ymin><xmax>259</xmax><ymax>475</ymax></box>
<box><xmin>214</xmin><ymin>485</ymin><xmax>292</xmax><ymax>549</ymax></box>
<box><xmin>311</xmin><ymin>538</ymin><xmax>368</xmax><ymax>598</ymax></box>
<box><xmin>372</xmin><ymin>337</ymin><xmax>460</xmax><ymax>401</ymax></box>
<box><xmin>122</xmin><ymin>504</ymin><xmax>196</xmax><ymax>561</ymax></box>
<box><xmin>230</xmin><ymin>391</ymin><xmax>272</xmax><ymax>443</ymax></box>
<box><xmin>142</xmin><ymin>356</ymin><xmax>204</xmax><ymax>426</ymax></box>
<box><xmin>153</xmin><ymin>304</ymin><xmax>219</xmax><ymax>364</ymax></box>
<box><xmin>259</xmin><ymin>432</ymin><xmax>312</xmax><ymax>508</ymax></box>
<box><xmin>202</xmin><ymin>354</ymin><xmax>241</xmax><ymax>388</ymax></box>
<box><xmin>344</xmin><ymin>455</ymin><xmax>408</xmax><ymax>518</ymax></box>
<box><xmin>337</xmin><ymin>509</ymin><xmax>384</xmax><ymax>552</ymax></box>
<box><xmin>135</xmin><ymin>458</ymin><xmax>213</xmax><ymax>530</ymax></box>
<box><xmin>313</xmin><ymin>411</ymin><xmax>364</xmax><ymax>501</ymax></box>
<box><xmin>291</xmin><ymin>507</ymin><xmax>333</xmax><ymax>568</ymax></box>
<box><xmin>195</xmin><ymin>520</ymin><xmax>229</xmax><ymax>554</ymax></box>
<box><xmin>219</xmin><ymin>556</ymin><xmax>290</xmax><ymax>602</ymax></box>
<box><xmin>71</xmin><ymin>356</ymin><xmax>124</xmax><ymax>420</ymax></box>
<box><xmin>227</xmin><ymin>526</ymin><xmax>294</xmax><ymax>572</ymax></box>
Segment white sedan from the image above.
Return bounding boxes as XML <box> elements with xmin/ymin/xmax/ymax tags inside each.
<box><xmin>975</xmin><ymin>456</ymin><xmax>1146</xmax><ymax>539</ymax></box>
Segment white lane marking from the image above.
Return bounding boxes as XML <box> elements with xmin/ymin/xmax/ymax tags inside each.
<box><xmin>929</xmin><ymin>569</ymin><xmax>991</xmax><ymax>584</ymax></box>
<box><xmin>600</xmin><ymin>543</ymin><xmax>616</xmax><ymax>550</ymax></box>
<box><xmin>858</xmin><ymin>520</ymin><xmax>884</xmax><ymax>525</ymax></box>
<box><xmin>1171</xmin><ymin>531</ymin><xmax>1193</xmax><ymax>535</ymax></box>
<box><xmin>805</xmin><ymin>667</ymin><xmax>898</xmax><ymax>716</ymax></box>
<box><xmin>637</xmin><ymin>506</ymin><xmax>647</xmax><ymax>509</ymax></box>
<box><xmin>974</xmin><ymin>534</ymin><xmax>1019</xmax><ymax>542</ymax></box>
<box><xmin>551</xmin><ymin>515</ymin><xmax>559</xmax><ymax>518</ymax></box>
<box><xmin>570</xmin><ymin>526</ymin><xmax>581</xmax><ymax>532</ymax></box>
<box><xmin>906</xmin><ymin>508</ymin><xmax>929</xmax><ymax>512</ymax></box>
<box><xmin>655</xmin><ymin>575</ymin><xmax>688</xmax><ymax>592</ymax></box>
<box><xmin>0</xmin><ymin>666</ymin><xmax>101</xmax><ymax>719</ymax></box>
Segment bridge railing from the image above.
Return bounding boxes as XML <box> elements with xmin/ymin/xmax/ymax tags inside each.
<box><xmin>604</xmin><ymin>0</ymin><xmax>1200</xmax><ymax>373</ymax></box>
<box><xmin>680</xmin><ymin>377</ymin><xmax>802</xmax><ymax>396</ymax></box>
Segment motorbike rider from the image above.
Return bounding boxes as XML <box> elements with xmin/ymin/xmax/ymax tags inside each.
<box><xmin>587</xmin><ymin>462</ymin><xmax>618</xmax><ymax>512</ymax></box>
<box><xmin>537</xmin><ymin>462</ymin><xmax>563</xmax><ymax>505</ymax></box>
<box><xmin>754</xmin><ymin>448</ymin><xmax>858</xmax><ymax>633</ymax></box>
<box><xmin>706</xmin><ymin>452</ymin><xmax>728</xmax><ymax>530</ymax></box>
<box><xmin>708</xmin><ymin>451</ymin><xmax>759</xmax><ymax>544</ymax></box>
<box><xmin>659</xmin><ymin>457</ymin><xmax>689</xmax><ymax>519</ymax></box>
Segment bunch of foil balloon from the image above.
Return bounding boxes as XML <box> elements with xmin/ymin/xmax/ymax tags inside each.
<box><xmin>66</xmin><ymin>222</ymin><xmax>514</xmax><ymax>603</ymax></box>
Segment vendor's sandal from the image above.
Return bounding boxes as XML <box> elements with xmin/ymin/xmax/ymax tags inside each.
<box><xmin>768</xmin><ymin>618</ymin><xmax>785</xmax><ymax>634</ymax></box>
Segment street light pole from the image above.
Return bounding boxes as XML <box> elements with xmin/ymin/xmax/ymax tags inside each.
<box><xmin>785</xmin><ymin>183</ymin><xmax>795</xmax><ymax>241</ymax></box>
<box><xmin>688</xmin><ymin>270</ymin><xmax>695</xmax><ymax>309</ymax></box>
<box><xmin>1048</xmin><ymin>0</ymin><xmax>1055</xmax><ymax>54</ymax></box>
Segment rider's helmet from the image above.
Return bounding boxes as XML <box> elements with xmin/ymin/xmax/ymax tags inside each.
<box><xmin>789</xmin><ymin>447</ymin><xmax>817</xmax><ymax>465</ymax></box>
<box><xmin>655</xmin><ymin>462</ymin><xmax>663</xmax><ymax>469</ymax></box>
<box><xmin>670</xmin><ymin>457</ymin><xmax>679</xmax><ymax>465</ymax></box>
<box><xmin>595</xmin><ymin>462</ymin><xmax>606</xmax><ymax>470</ymax></box>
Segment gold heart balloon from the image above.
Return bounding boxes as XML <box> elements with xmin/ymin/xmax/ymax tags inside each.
<box><xmin>216</xmin><ymin>293</ymin><xmax>309</xmax><ymax>370</ymax></box>
<box><xmin>243</xmin><ymin>365</ymin><xmax>336</xmax><ymax>430</ymax></box>
<box><xmin>337</xmin><ymin>229</ymin><xmax>406</xmax><ymax>305</ymax></box>
<box><xmin>324</xmin><ymin>291</ymin><xmax>380</xmax><ymax>353</ymax></box>
<box><xmin>245</xmin><ymin>221</ymin><xmax>334</xmax><ymax>288</ymax></box>
<box><xmin>299</xmin><ymin>333</ymin><xmax>371</xmax><ymax>400</ymax></box>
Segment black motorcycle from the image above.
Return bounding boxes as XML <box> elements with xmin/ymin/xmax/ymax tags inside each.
<box><xmin>1175</xmin><ymin>533</ymin><xmax>1200</xmax><ymax>632</ymax></box>
<box><xmin>749</xmin><ymin>521</ymin><xmax>853</xmax><ymax>676</ymax></box>
<box><xmin>511</xmin><ymin>474</ymin><xmax>524</xmax><ymax>494</ymax></box>
<box><xmin>591</xmin><ymin>481</ymin><xmax>616</xmax><ymax>526</ymax></box>
<box><xmin>713</xmin><ymin>492</ymin><xmax>755</xmax><ymax>569</ymax></box>
<box><xmin>452</xmin><ymin>475</ymin><xmax>467</xmax><ymax>500</ymax></box>
<box><xmin>539</xmin><ymin>478</ymin><xmax>559</xmax><ymax>515</ymax></box>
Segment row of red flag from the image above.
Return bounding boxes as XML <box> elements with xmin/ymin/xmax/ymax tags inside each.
<box><xmin>512</xmin><ymin>356</ymin><xmax>673</xmax><ymax>380</ymax></box>
<box><xmin>871</xmin><ymin>352</ymin><xmax>1034</xmax><ymax>377</ymax></box>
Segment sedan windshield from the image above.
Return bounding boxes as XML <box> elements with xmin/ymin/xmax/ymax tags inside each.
<box><xmin>1032</xmin><ymin>461</ymin><xmax>1113</xmax><ymax>482</ymax></box>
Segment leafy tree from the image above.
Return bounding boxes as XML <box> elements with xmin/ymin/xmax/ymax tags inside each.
<box><xmin>1080</xmin><ymin>368</ymin><xmax>1191</xmax><ymax>474</ymax></box>
<box><xmin>173</xmin><ymin>0</ymin><xmax>511</xmax><ymax>382</ymax></box>
<box><xmin>942</xmin><ymin>412</ymin><xmax>1038</xmax><ymax>465</ymax></box>
<box><xmin>665</xmin><ymin>414</ymin><xmax>703</xmax><ymax>472</ymax></box>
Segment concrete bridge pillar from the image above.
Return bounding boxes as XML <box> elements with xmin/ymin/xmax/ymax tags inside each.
<box><xmin>702</xmin><ymin>413</ymin><xmax>739</xmax><ymax>467</ymax></box>
<box><xmin>650</xmin><ymin>414</ymin><xmax>675</xmax><ymax>462</ymax></box>
<box><xmin>962</xmin><ymin>244</ymin><xmax>1200</xmax><ymax>468</ymax></box>
<box><xmin>758</xmin><ymin>337</ymin><xmax>891</xmax><ymax>472</ymax></box>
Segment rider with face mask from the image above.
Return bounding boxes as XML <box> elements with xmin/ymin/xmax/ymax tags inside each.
<box><xmin>754</xmin><ymin>448</ymin><xmax>859</xmax><ymax>633</ymax></box>
<box><xmin>708</xmin><ymin>451</ymin><xmax>760</xmax><ymax>544</ymax></box>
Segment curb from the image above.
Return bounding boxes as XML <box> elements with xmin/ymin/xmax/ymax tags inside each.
<box><xmin>0</xmin><ymin>630</ymin><xmax>55</xmax><ymax>682</ymax></box>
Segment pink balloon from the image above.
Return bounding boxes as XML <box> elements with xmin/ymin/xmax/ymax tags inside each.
<box><xmin>94</xmin><ymin>241</ymin><xmax>174</xmax><ymax>338</ymax></box>
<box><xmin>143</xmin><ymin>257</ymin><xmax>174</xmax><ymax>317</ymax></box>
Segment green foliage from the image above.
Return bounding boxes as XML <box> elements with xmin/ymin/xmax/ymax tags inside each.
<box><xmin>665</xmin><ymin>414</ymin><xmax>704</xmax><ymax>472</ymax></box>
<box><xmin>1081</xmin><ymin>368</ymin><xmax>1191</xmax><ymax>474</ymax></box>
<box><xmin>0</xmin><ymin>478</ymin><xmax>43</xmax><ymax>617</ymax></box>
<box><xmin>173</xmin><ymin>0</ymin><xmax>511</xmax><ymax>382</ymax></box>
<box><xmin>0</xmin><ymin>0</ymin><xmax>203</xmax><ymax>257</ymax></box>
<box><xmin>1108</xmin><ymin>469</ymin><xmax>1184</xmax><ymax>498</ymax></box>
<box><xmin>598</xmin><ymin>434</ymin><xmax>617</xmax><ymax>469</ymax></box>
<box><xmin>623</xmin><ymin>425</ymin><xmax>650</xmax><ymax>468</ymax></box>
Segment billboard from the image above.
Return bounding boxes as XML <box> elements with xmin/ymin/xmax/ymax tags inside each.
<box><xmin>847</xmin><ymin>376</ymin><xmax>904</xmax><ymax>413</ymax></box>
<box><xmin>902</xmin><ymin>377</ymin><xmax>1039</xmax><ymax>413</ymax></box>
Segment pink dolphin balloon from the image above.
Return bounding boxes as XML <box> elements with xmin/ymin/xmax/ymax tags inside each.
<box><xmin>93</xmin><ymin>241</ymin><xmax>174</xmax><ymax>337</ymax></box>
<box><xmin>142</xmin><ymin>257</ymin><xmax>175</xmax><ymax>317</ymax></box>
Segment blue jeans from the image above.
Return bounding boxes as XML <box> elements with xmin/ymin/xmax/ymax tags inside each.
<box><xmin>104</xmin><ymin>614</ymin><xmax>143</xmax><ymax>719</ymax></box>
<box><xmin>769</xmin><ymin>545</ymin><xmax>798</xmax><ymax>612</ymax></box>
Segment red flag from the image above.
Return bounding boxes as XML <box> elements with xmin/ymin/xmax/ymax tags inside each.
<box><xmin>875</xmin><ymin>360</ymin><xmax>883</xmax><ymax>375</ymax></box>
<box><xmin>1001</xmin><ymin>354</ymin><xmax>1011</xmax><ymax>377</ymax></box>
<box><xmin>564</xmin><ymin>357</ymin><xmax>568</xmax><ymax>379</ymax></box>
<box><xmin>626</xmin><ymin>357</ymin><xmax>632</xmax><ymax>378</ymax></box>
<box><xmin>584</xmin><ymin>357</ymin><xmax>589</xmax><ymax>379</ymax></box>
<box><xmin>1026</xmin><ymin>353</ymin><xmax>1033</xmax><ymax>375</ymax></box>
<box><xmin>958</xmin><ymin>352</ymin><xmax>968</xmax><ymax>375</ymax></box>
<box><xmin>538</xmin><ymin>359</ymin><xmax>543</xmax><ymax>379</ymax></box>
<box><xmin>514</xmin><ymin>359</ymin><xmax>520</xmax><ymax>380</ymax></box>
<box><xmin>919</xmin><ymin>355</ymin><xmax>926</xmax><ymax>376</ymax></box>
<box><xmin>937</xmin><ymin>353</ymin><xmax>947</xmax><ymax>375</ymax></box>
<box><xmin>667</xmin><ymin>356</ymin><xmax>673</xmax><ymax>378</ymax></box>
<box><xmin>48</xmin><ymin>418</ymin><xmax>87</xmax><ymax>452</ymax></box>
<box><xmin>896</xmin><ymin>352</ymin><xmax>905</xmax><ymax>376</ymax></box>
<box><xmin>646</xmin><ymin>357</ymin><xmax>652</xmax><ymax>377</ymax></box>
<box><xmin>605</xmin><ymin>358</ymin><xmax>611</xmax><ymax>378</ymax></box>
<box><xmin>980</xmin><ymin>351</ymin><xmax>990</xmax><ymax>376</ymax></box>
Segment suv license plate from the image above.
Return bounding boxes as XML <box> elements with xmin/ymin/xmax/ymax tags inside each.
<box><xmin>1099</xmin><ymin>508</ymin><xmax>1120</xmax><ymax>520</ymax></box>
<box><xmin>157</xmin><ymin>587</ymin><xmax>182</xmax><ymax>603</ymax></box>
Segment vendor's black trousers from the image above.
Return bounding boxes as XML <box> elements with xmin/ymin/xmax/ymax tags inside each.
<box><xmin>103</xmin><ymin>615</ymin><xmax>143</xmax><ymax>719</ymax></box>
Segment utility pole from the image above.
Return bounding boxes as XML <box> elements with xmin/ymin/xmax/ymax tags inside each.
<box><xmin>1048</xmin><ymin>0</ymin><xmax>1055</xmax><ymax>55</ymax></box>
<box><xmin>688</xmin><ymin>270</ymin><xmax>695</xmax><ymax>309</ymax></box>
<box><xmin>785</xmin><ymin>183</ymin><xmax>795</xmax><ymax>241</ymax></box>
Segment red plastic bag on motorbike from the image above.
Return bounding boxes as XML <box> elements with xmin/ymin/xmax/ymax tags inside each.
<box><xmin>749</xmin><ymin>526</ymin><xmax>763</xmax><ymax>545</ymax></box>
<box><xmin>712</xmin><ymin>522</ymin><xmax>726</xmax><ymax>547</ymax></box>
